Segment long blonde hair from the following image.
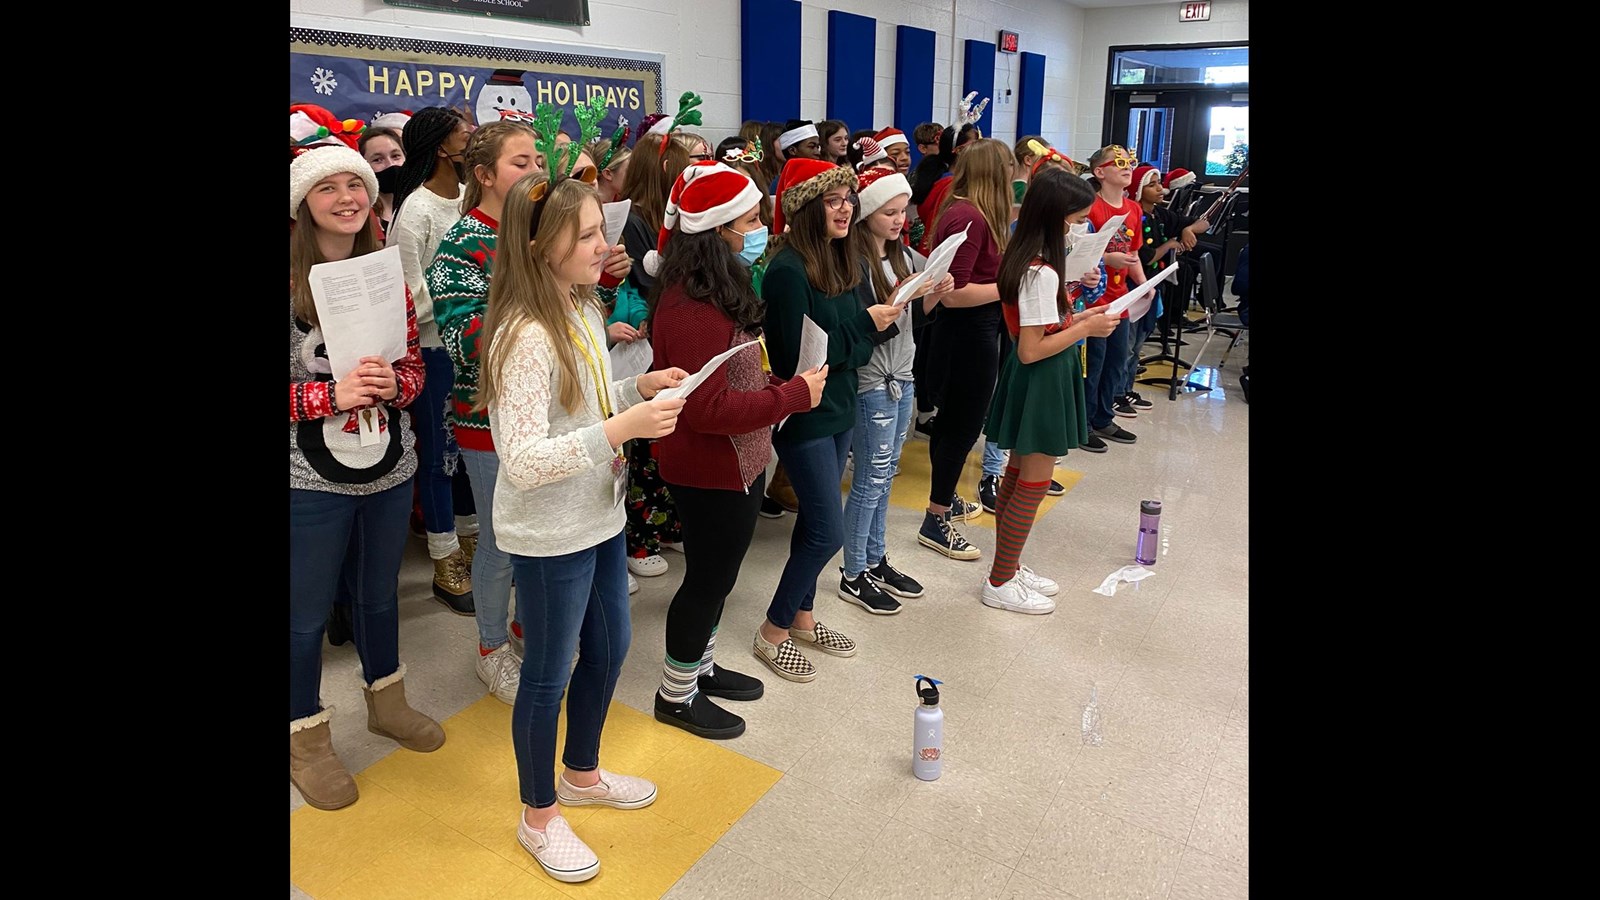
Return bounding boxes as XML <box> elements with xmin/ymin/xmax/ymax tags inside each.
<box><xmin>461</xmin><ymin>121</ymin><xmax>540</xmax><ymax>213</ymax></box>
<box><xmin>475</xmin><ymin>174</ymin><xmax>605</xmax><ymax>416</ymax></box>
<box><xmin>290</xmin><ymin>198</ymin><xmax>381</xmax><ymax>327</ymax></box>
<box><xmin>931</xmin><ymin>138</ymin><xmax>1013</xmax><ymax>252</ymax></box>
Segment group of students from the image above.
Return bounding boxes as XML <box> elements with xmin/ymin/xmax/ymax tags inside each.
<box><xmin>289</xmin><ymin>96</ymin><xmax>1210</xmax><ymax>884</ymax></box>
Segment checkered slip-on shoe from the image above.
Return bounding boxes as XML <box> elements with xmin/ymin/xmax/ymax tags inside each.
<box><xmin>753</xmin><ymin>632</ymin><xmax>817</xmax><ymax>683</ymax></box>
<box><xmin>556</xmin><ymin>768</ymin><xmax>658</xmax><ymax>809</ymax></box>
<box><xmin>518</xmin><ymin>814</ymin><xmax>600</xmax><ymax>884</ymax></box>
<box><xmin>788</xmin><ymin>621</ymin><xmax>857</xmax><ymax>658</ymax></box>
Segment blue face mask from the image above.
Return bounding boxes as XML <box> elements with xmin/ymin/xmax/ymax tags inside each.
<box><xmin>734</xmin><ymin>225</ymin><xmax>769</xmax><ymax>264</ymax></box>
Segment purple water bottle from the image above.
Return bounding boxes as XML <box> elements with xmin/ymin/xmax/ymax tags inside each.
<box><xmin>1135</xmin><ymin>500</ymin><xmax>1161</xmax><ymax>566</ymax></box>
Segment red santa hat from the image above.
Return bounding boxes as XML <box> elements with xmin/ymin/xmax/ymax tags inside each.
<box><xmin>642</xmin><ymin>161</ymin><xmax>764</xmax><ymax>276</ymax></box>
<box><xmin>290</xmin><ymin>103</ymin><xmax>364</xmax><ymax>151</ymax></box>
<box><xmin>1163</xmin><ymin>167</ymin><xmax>1195</xmax><ymax>190</ymax></box>
<box><xmin>853</xmin><ymin>135</ymin><xmax>888</xmax><ymax>170</ymax></box>
<box><xmin>855</xmin><ymin>169</ymin><xmax>912</xmax><ymax>222</ymax></box>
<box><xmin>773</xmin><ymin>157</ymin><xmax>856</xmax><ymax>235</ymax></box>
<box><xmin>873</xmin><ymin>127</ymin><xmax>908</xmax><ymax>151</ymax></box>
<box><xmin>1129</xmin><ymin>164</ymin><xmax>1161</xmax><ymax>200</ymax></box>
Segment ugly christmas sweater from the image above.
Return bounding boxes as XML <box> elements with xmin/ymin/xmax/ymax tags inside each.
<box><xmin>427</xmin><ymin>208</ymin><xmax>498</xmax><ymax>451</ymax></box>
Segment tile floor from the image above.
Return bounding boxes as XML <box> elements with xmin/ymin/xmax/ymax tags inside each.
<box><xmin>291</xmin><ymin>341</ymin><xmax>1248</xmax><ymax>900</ymax></box>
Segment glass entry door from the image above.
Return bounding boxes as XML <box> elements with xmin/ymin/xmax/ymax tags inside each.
<box><xmin>1108</xmin><ymin>88</ymin><xmax>1246</xmax><ymax>184</ymax></box>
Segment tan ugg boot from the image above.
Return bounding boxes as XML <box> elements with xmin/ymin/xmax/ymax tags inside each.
<box><xmin>290</xmin><ymin>707</ymin><xmax>359</xmax><ymax>810</ymax></box>
<box><xmin>362</xmin><ymin>665</ymin><xmax>446</xmax><ymax>752</ymax></box>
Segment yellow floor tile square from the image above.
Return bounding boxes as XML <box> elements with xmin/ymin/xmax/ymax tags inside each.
<box><xmin>885</xmin><ymin>442</ymin><xmax>1081</xmax><ymax>529</ymax></box>
<box><xmin>540</xmin><ymin>810</ymin><xmax>713</xmax><ymax>900</ymax></box>
<box><xmin>453</xmin><ymin>693</ymin><xmax>515</xmax><ymax>737</ymax></box>
<box><xmin>361</xmin><ymin>717</ymin><xmax>514</xmax><ymax>817</ymax></box>
<box><xmin>587</xmin><ymin>703</ymin><xmax>689</xmax><ymax>775</ymax></box>
<box><xmin>489</xmin><ymin>871</ymin><xmax>571</xmax><ymax>900</ymax></box>
<box><xmin>321</xmin><ymin>819</ymin><xmax>526</xmax><ymax>900</ymax></box>
<box><xmin>434</xmin><ymin>770</ymin><xmax>538</xmax><ymax>872</ymax></box>
<box><xmin>641</xmin><ymin>737</ymin><xmax>783</xmax><ymax>841</ymax></box>
<box><xmin>290</xmin><ymin>776</ymin><xmax>433</xmax><ymax>898</ymax></box>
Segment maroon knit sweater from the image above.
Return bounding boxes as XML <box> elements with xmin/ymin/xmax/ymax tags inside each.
<box><xmin>651</xmin><ymin>285</ymin><xmax>813</xmax><ymax>492</ymax></box>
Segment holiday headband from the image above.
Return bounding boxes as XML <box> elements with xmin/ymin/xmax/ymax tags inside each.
<box><xmin>597</xmin><ymin>117</ymin><xmax>630</xmax><ymax>171</ymax></box>
<box><xmin>1026</xmin><ymin>139</ymin><xmax>1084</xmax><ymax>178</ymax></box>
<box><xmin>955</xmin><ymin>91</ymin><xmax>990</xmax><ymax>129</ymax></box>
<box><xmin>651</xmin><ymin>92</ymin><xmax>705</xmax><ymax>159</ymax></box>
<box><xmin>722</xmin><ymin>136</ymin><xmax>764</xmax><ymax>164</ymax></box>
<box><xmin>530</xmin><ymin>94</ymin><xmax>608</xmax><ymax>186</ymax></box>
<box><xmin>291</xmin><ymin>111</ymin><xmax>365</xmax><ymax>147</ymax></box>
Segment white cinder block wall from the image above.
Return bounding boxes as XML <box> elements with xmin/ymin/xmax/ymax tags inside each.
<box><xmin>293</xmin><ymin>0</ymin><xmax>1089</xmax><ymax>149</ymax></box>
<box><xmin>1072</xmin><ymin>0</ymin><xmax>1250</xmax><ymax>160</ymax></box>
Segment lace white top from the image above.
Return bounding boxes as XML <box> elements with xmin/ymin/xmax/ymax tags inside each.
<box><xmin>487</xmin><ymin>303</ymin><xmax>644</xmax><ymax>557</ymax></box>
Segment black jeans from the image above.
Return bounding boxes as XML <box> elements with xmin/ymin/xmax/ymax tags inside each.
<box><xmin>663</xmin><ymin>473</ymin><xmax>765</xmax><ymax>667</ymax></box>
<box><xmin>926</xmin><ymin>304</ymin><xmax>1002</xmax><ymax>505</ymax></box>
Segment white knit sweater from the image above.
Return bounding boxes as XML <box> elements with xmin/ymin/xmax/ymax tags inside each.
<box><xmin>389</xmin><ymin>184</ymin><xmax>464</xmax><ymax>348</ymax></box>
<box><xmin>487</xmin><ymin>304</ymin><xmax>644</xmax><ymax>557</ymax></box>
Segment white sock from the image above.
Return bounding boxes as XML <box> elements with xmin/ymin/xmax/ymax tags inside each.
<box><xmin>456</xmin><ymin>514</ymin><xmax>479</xmax><ymax>538</ymax></box>
<box><xmin>426</xmin><ymin>531</ymin><xmax>461</xmax><ymax>560</ymax></box>
<box><xmin>699</xmin><ymin>627</ymin><xmax>717</xmax><ymax>678</ymax></box>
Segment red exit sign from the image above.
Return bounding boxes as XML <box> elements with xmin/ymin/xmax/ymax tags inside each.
<box><xmin>1180</xmin><ymin>1</ymin><xmax>1211</xmax><ymax>21</ymax></box>
<box><xmin>999</xmin><ymin>30</ymin><xmax>1019</xmax><ymax>53</ymax></box>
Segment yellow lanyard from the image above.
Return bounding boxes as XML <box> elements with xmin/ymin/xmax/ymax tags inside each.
<box><xmin>567</xmin><ymin>308</ymin><xmax>619</xmax><ymax>433</ymax></box>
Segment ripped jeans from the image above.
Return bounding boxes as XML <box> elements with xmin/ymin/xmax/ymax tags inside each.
<box><xmin>842</xmin><ymin>380</ymin><xmax>916</xmax><ymax>578</ymax></box>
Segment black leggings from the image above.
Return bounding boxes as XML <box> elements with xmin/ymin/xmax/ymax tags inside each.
<box><xmin>927</xmin><ymin>305</ymin><xmax>1002</xmax><ymax>505</ymax></box>
<box><xmin>912</xmin><ymin>302</ymin><xmax>940</xmax><ymax>414</ymax></box>
<box><xmin>663</xmin><ymin>473</ymin><xmax>766</xmax><ymax>666</ymax></box>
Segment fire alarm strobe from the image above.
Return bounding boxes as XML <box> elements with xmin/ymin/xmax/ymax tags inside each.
<box><xmin>999</xmin><ymin>30</ymin><xmax>1019</xmax><ymax>54</ymax></box>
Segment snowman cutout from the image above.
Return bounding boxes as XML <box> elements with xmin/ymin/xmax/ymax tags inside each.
<box><xmin>477</xmin><ymin>69</ymin><xmax>532</xmax><ymax>127</ymax></box>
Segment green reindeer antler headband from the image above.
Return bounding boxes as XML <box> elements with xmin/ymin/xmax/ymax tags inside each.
<box><xmin>531</xmin><ymin>94</ymin><xmax>611</xmax><ymax>187</ymax></box>
<box><xmin>597</xmin><ymin>116</ymin><xmax>630</xmax><ymax>170</ymax></box>
<box><xmin>652</xmin><ymin>91</ymin><xmax>705</xmax><ymax>158</ymax></box>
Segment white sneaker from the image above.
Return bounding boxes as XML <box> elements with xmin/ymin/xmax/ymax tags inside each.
<box><xmin>627</xmin><ymin>554</ymin><xmax>669</xmax><ymax>577</ymax></box>
<box><xmin>556</xmin><ymin>768</ymin><xmax>658</xmax><ymax>809</ymax></box>
<box><xmin>627</xmin><ymin>573</ymin><xmax>640</xmax><ymax>595</ymax></box>
<box><xmin>1016</xmin><ymin>565</ymin><xmax>1060</xmax><ymax>597</ymax></box>
<box><xmin>518</xmin><ymin>814</ymin><xmax>599</xmax><ymax>883</ymax></box>
<box><xmin>981</xmin><ymin>575</ymin><xmax>1057</xmax><ymax>615</ymax></box>
<box><xmin>476</xmin><ymin>644</ymin><xmax>521</xmax><ymax>705</ymax></box>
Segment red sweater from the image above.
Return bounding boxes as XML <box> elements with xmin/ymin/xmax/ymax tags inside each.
<box><xmin>651</xmin><ymin>286</ymin><xmax>813</xmax><ymax>492</ymax></box>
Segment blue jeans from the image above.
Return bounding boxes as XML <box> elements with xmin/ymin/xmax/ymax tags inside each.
<box><xmin>1085</xmin><ymin>318</ymin><xmax>1131</xmax><ymax>430</ymax></box>
<box><xmin>769</xmin><ymin>429</ymin><xmax>853</xmax><ymax>628</ymax></box>
<box><xmin>1122</xmin><ymin>310</ymin><xmax>1160</xmax><ymax>396</ymax></box>
<box><xmin>844</xmin><ymin>384</ymin><xmax>915</xmax><ymax>577</ymax></box>
<box><xmin>459</xmin><ymin>448</ymin><xmax>516</xmax><ymax>650</ymax></box>
<box><xmin>289</xmin><ymin>481</ymin><xmax>410</xmax><ymax>721</ymax></box>
<box><xmin>982</xmin><ymin>441</ymin><xmax>1006</xmax><ymax>479</ymax></box>
<box><xmin>511</xmin><ymin>530</ymin><xmax>632</xmax><ymax>809</ymax></box>
<box><xmin>414</xmin><ymin>348</ymin><xmax>472</xmax><ymax>539</ymax></box>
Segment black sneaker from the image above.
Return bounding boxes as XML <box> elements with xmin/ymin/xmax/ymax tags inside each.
<box><xmin>654</xmin><ymin>692</ymin><xmax>746</xmax><ymax>740</ymax></box>
<box><xmin>838</xmin><ymin>569</ymin><xmax>903</xmax><ymax>615</ymax></box>
<box><xmin>1113</xmin><ymin>397</ymin><xmax>1138</xmax><ymax>418</ymax></box>
<box><xmin>1047</xmin><ymin>479</ymin><xmax>1066</xmax><ymax>496</ymax></box>
<box><xmin>868</xmin><ymin>556</ymin><xmax>925</xmax><ymax>599</ymax></box>
<box><xmin>698</xmin><ymin>665</ymin><xmax>764</xmax><ymax>701</ymax></box>
<box><xmin>978</xmin><ymin>474</ymin><xmax>999</xmax><ymax>514</ymax></box>
<box><xmin>1127</xmin><ymin>392</ymin><xmax>1154</xmax><ymax>410</ymax></box>
<box><xmin>949</xmin><ymin>493</ymin><xmax>982</xmax><ymax>522</ymax></box>
<box><xmin>1093</xmin><ymin>422</ymin><xmax>1137</xmax><ymax>444</ymax></box>
<box><xmin>917</xmin><ymin>510</ymin><xmax>982</xmax><ymax>560</ymax></box>
<box><xmin>1080</xmin><ymin>433</ymin><xmax>1109</xmax><ymax>454</ymax></box>
<box><xmin>1136</xmin><ymin>365</ymin><xmax>1149</xmax><ymax>375</ymax></box>
<box><xmin>759</xmin><ymin>497</ymin><xmax>786</xmax><ymax>519</ymax></box>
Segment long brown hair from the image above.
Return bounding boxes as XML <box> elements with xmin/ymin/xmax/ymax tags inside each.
<box><xmin>931</xmin><ymin>138</ymin><xmax>1012</xmax><ymax>253</ymax></box>
<box><xmin>475</xmin><ymin>175</ymin><xmax>604</xmax><ymax>416</ymax></box>
<box><xmin>461</xmin><ymin>121</ymin><xmax>539</xmax><ymax>213</ymax></box>
<box><xmin>998</xmin><ymin>168</ymin><xmax>1097</xmax><ymax>321</ymax></box>
<box><xmin>851</xmin><ymin>204</ymin><xmax>913</xmax><ymax>304</ymax></box>
<box><xmin>290</xmin><ymin>196</ymin><xmax>382</xmax><ymax>327</ymax></box>
<box><xmin>782</xmin><ymin>190</ymin><xmax>861</xmax><ymax>298</ymax></box>
<box><xmin>620</xmin><ymin>132</ymin><xmax>692</xmax><ymax>232</ymax></box>
<box><xmin>757</xmin><ymin>122</ymin><xmax>785</xmax><ymax>185</ymax></box>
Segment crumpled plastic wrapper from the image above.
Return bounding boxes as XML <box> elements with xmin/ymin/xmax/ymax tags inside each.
<box><xmin>1092</xmin><ymin>565</ymin><xmax>1154</xmax><ymax>596</ymax></box>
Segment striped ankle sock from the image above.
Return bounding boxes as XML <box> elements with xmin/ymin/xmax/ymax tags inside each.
<box><xmin>660</xmin><ymin>654</ymin><xmax>700</xmax><ymax>705</ymax></box>
<box><xmin>989</xmin><ymin>479</ymin><xmax>1049</xmax><ymax>587</ymax></box>
<box><xmin>699</xmin><ymin>627</ymin><xmax>717</xmax><ymax>678</ymax></box>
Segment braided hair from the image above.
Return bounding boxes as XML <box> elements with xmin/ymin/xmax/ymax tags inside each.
<box><xmin>391</xmin><ymin>107</ymin><xmax>466</xmax><ymax>223</ymax></box>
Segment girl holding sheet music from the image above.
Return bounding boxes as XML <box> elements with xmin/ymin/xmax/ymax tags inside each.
<box><xmin>289</xmin><ymin>146</ymin><xmax>443</xmax><ymax>812</ymax></box>
<box><xmin>646</xmin><ymin>161</ymin><xmax>827</xmax><ymax>739</ymax></box>
<box><xmin>475</xmin><ymin>171</ymin><xmax>687</xmax><ymax>883</ymax></box>
<box><xmin>983</xmin><ymin>168</ymin><xmax>1119</xmax><ymax>615</ymax></box>
<box><xmin>838</xmin><ymin>168</ymin><xmax>951</xmax><ymax>615</ymax></box>
<box><xmin>918</xmin><ymin>138</ymin><xmax>1016</xmax><ymax>562</ymax></box>
<box><xmin>756</xmin><ymin>157</ymin><xmax>901</xmax><ymax>684</ymax></box>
